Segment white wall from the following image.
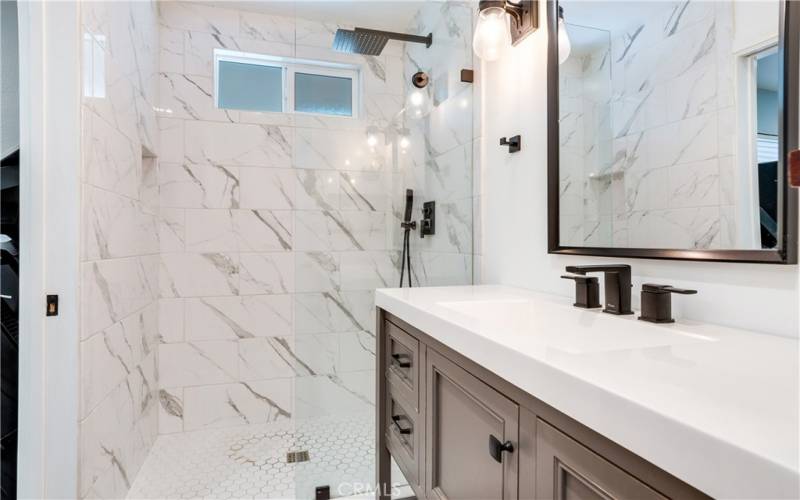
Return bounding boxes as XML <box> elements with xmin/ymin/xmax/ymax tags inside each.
<box><xmin>17</xmin><ymin>1</ymin><xmax>81</xmax><ymax>497</ymax></box>
<box><xmin>479</xmin><ymin>0</ymin><xmax>798</xmax><ymax>339</ymax></box>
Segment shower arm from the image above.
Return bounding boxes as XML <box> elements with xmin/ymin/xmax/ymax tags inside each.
<box><xmin>354</xmin><ymin>28</ymin><xmax>433</xmax><ymax>48</ymax></box>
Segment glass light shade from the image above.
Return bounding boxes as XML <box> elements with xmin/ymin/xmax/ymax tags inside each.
<box><xmin>558</xmin><ymin>17</ymin><xmax>571</xmax><ymax>65</ymax></box>
<box><xmin>472</xmin><ymin>6</ymin><xmax>512</xmax><ymax>61</ymax></box>
<box><xmin>405</xmin><ymin>87</ymin><xmax>431</xmax><ymax>118</ymax></box>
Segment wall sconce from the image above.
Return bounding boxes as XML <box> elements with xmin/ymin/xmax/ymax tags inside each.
<box><xmin>473</xmin><ymin>0</ymin><xmax>538</xmax><ymax>61</ymax></box>
<box><xmin>558</xmin><ymin>6</ymin><xmax>571</xmax><ymax>65</ymax></box>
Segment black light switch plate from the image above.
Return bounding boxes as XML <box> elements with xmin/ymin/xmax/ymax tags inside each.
<box><xmin>46</xmin><ymin>294</ymin><xmax>58</xmax><ymax>316</ymax></box>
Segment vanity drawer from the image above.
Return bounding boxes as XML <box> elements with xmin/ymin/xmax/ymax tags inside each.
<box><xmin>385</xmin><ymin>391</ymin><xmax>422</xmax><ymax>489</ymax></box>
<box><xmin>384</xmin><ymin>320</ymin><xmax>420</xmax><ymax>411</ymax></box>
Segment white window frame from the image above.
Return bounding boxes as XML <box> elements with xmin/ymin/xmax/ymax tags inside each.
<box><xmin>734</xmin><ymin>41</ymin><xmax>779</xmax><ymax>248</ymax></box>
<box><xmin>213</xmin><ymin>49</ymin><xmax>360</xmax><ymax>118</ymax></box>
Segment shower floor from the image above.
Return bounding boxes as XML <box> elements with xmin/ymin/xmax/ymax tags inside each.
<box><xmin>128</xmin><ymin>412</ymin><xmax>406</xmax><ymax>499</ymax></box>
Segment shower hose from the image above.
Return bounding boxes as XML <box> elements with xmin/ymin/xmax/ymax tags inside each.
<box><xmin>399</xmin><ymin>223</ymin><xmax>413</xmax><ymax>288</ymax></box>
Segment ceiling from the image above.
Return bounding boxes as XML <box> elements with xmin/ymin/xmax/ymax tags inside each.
<box><xmin>206</xmin><ymin>0</ymin><xmax>430</xmax><ymax>32</ymax></box>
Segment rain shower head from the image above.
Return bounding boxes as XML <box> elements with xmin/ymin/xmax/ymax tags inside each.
<box><xmin>332</xmin><ymin>27</ymin><xmax>432</xmax><ymax>56</ymax></box>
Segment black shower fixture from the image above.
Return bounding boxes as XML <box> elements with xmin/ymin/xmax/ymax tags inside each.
<box><xmin>333</xmin><ymin>28</ymin><xmax>433</xmax><ymax>56</ymax></box>
<box><xmin>399</xmin><ymin>189</ymin><xmax>416</xmax><ymax>288</ymax></box>
<box><xmin>420</xmin><ymin>201</ymin><xmax>435</xmax><ymax>238</ymax></box>
<box><xmin>412</xmin><ymin>71</ymin><xmax>429</xmax><ymax>89</ymax></box>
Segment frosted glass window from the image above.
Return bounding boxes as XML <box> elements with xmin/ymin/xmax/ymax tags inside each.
<box><xmin>217</xmin><ymin>60</ymin><xmax>283</xmax><ymax>112</ymax></box>
<box><xmin>294</xmin><ymin>72</ymin><xmax>353</xmax><ymax>116</ymax></box>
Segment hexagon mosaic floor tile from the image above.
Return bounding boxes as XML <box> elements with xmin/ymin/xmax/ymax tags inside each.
<box><xmin>128</xmin><ymin>413</ymin><xmax>397</xmax><ymax>499</ymax></box>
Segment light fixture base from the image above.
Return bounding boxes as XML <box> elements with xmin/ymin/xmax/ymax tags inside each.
<box><xmin>478</xmin><ymin>0</ymin><xmax>539</xmax><ymax>45</ymax></box>
<box><xmin>506</xmin><ymin>0</ymin><xmax>538</xmax><ymax>45</ymax></box>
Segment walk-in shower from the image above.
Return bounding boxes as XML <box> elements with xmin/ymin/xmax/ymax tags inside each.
<box><xmin>78</xmin><ymin>1</ymin><xmax>477</xmax><ymax>498</ymax></box>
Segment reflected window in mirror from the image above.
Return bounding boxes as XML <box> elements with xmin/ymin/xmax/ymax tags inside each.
<box><xmin>753</xmin><ymin>48</ymin><xmax>779</xmax><ymax>248</ymax></box>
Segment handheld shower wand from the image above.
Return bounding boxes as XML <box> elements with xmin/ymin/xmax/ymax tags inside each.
<box><xmin>399</xmin><ymin>189</ymin><xmax>415</xmax><ymax>287</ymax></box>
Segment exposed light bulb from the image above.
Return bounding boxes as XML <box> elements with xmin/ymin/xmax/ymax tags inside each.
<box><xmin>366</xmin><ymin>133</ymin><xmax>378</xmax><ymax>147</ymax></box>
<box><xmin>558</xmin><ymin>8</ymin><xmax>571</xmax><ymax>65</ymax></box>
<box><xmin>400</xmin><ymin>136</ymin><xmax>410</xmax><ymax>149</ymax></box>
<box><xmin>472</xmin><ymin>6</ymin><xmax>511</xmax><ymax>61</ymax></box>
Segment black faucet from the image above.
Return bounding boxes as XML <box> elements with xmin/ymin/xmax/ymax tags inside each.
<box><xmin>638</xmin><ymin>284</ymin><xmax>697</xmax><ymax>323</ymax></box>
<box><xmin>564</xmin><ymin>264</ymin><xmax>633</xmax><ymax>315</ymax></box>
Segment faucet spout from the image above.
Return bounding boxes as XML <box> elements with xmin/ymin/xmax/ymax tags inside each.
<box><xmin>563</xmin><ymin>264</ymin><xmax>633</xmax><ymax>315</ymax></box>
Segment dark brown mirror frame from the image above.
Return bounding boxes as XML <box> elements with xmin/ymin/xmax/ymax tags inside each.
<box><xmin>547</xmin><ymin>0</ymin><xmax>799</xmax><ymax>264</ymax></box>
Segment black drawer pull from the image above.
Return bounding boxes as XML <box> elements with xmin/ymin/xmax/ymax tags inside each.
<box><xmin>488</xmin><ymin>434</ymin><xmax>513</xmax><ymax>463</ymax></box>
<box><xmin>392</xmin><ymin>415</ymin><xmax>413</xmax><ymax>435</ymax></box>
<box><xmin>391</xmin><ymin>353</ymin><xmax>412</xmax><ymax>368</ymax></box>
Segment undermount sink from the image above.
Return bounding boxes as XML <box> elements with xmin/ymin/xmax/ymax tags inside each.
<box><xmin>437</xmin><ymin>298</ymin><xmax>716</xmax><ymax>355</ymax></box>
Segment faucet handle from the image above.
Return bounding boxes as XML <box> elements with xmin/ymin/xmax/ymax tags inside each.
<box><xmin>561</xmin><ymin>274</ymin><xmax>601</xmax><ymax>309</ymax></box>
<box><xmin>639</xmin><ymin>284</ymin><xmax>697</xmax><ymax>323</ymax></box>
<box><xmin>642</xmin><ymin>283</ymin><xmax>697</xmax><ymax>295</ymax></box>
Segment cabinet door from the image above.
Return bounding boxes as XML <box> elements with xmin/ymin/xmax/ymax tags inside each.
<box><xmin>536</xmin><ymin>420</ymin><xmax>668</xmax><ymax>500</ymax></box>
<box><xmin>426</xmin><ymin>348</ymin><xmax>519</xmax><ymax>500</ymax></box>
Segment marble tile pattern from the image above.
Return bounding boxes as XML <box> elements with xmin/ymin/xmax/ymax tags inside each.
<box><xmin>559</xmin><ymin>1</ymin><xmax>741</xmax><ymax>250</ymax></box>
<box><xmin>80</xmin><ymin>2</ymin><xmax>160</xmax><ymax>499</ymax></box>
<box><xmin>154</xmin><ymin>0</ymin><xmax>476</xmax><ymax>452</ymax></box>
<box><xmin>399</xmin><ymin>1</ymin><xmax>478</xmax><ymax>285</ymax></box>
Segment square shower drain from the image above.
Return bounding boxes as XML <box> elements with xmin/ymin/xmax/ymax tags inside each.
<box><xmin>286</xmin><ymin>450</ymin><xmax>310</xmax><ymax>463</ymax></box>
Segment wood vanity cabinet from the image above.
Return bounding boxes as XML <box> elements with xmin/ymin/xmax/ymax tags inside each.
<box><xmin>377</xmin><ymin>310</ymin><xmax>712</xmax><ymax>500</ymax></box>
<box><xmin>425</xmin><ymin>348</ymin><xmax>519</xmax><ymax>500</ymax></box>
<box><xmin>536</xmin><ymin>421</ymin><xmax>667</xmax><ymax>500</ymax></box>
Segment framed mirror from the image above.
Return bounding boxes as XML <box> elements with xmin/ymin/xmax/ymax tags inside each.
<box><xmin>547</xmin><ymin>0</ymin><xmax>798</xmax><ymax>263</ymax></box>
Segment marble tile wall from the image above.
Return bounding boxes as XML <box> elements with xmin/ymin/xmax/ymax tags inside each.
<box><xmin>154</xmin><ymin>1</ymin><xmax>476</xmax><ymax>438</ymax></box>
<box><xmin>560</xmin><ymin>1</ymin><xmax>738</xmax><ymax>249</ymax></box>
<box><xmin>79</xmin><ymin>1</ymin><xmax>160</xmax><ymax>498</ymax></box>
<box><xmin>402</xmin><ymin>1</ymin><xmax>478</xmax><ymax>284</ymax></box>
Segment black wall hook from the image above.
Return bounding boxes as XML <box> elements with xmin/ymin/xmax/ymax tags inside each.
<box><xmin>500</xmin><ymin>135</ymin><xmax>521</xmax><ymax>153</ymax></box>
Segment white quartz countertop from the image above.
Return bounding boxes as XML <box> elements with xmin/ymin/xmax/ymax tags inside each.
<box><xmin>375</xmin><ymin>285</ymin><xmax>799</xmax><ymax>499</ymax></box>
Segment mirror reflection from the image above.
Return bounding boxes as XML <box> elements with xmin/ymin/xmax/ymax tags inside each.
<box><xmin>558</xmin><ymin>0</ymin><xmax>781</xmax><ymax>250</ymax></box>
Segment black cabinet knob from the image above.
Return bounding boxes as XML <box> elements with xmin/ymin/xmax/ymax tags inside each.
<box><xmin>488</xmin><ymin>434</ymin><xmax>514</xmax><ymax>463</ymax></box>
<box><xmin>392</xmin><ymin>415</ymin><xmax>412</xmax><ymax>435</ymax></box>
<box><xmin>391</xmin><ymin>353</ymin><xmax>412</xmax><ymax>368</ymax></box>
